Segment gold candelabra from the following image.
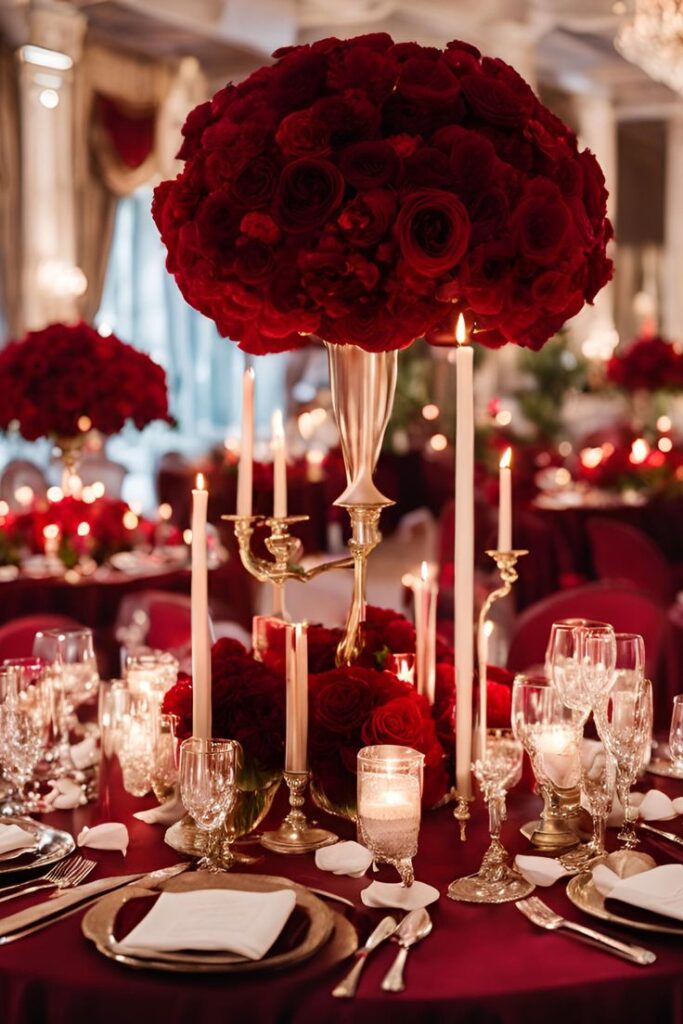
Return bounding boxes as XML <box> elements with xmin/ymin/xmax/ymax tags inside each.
<box><xmin>260</xmin><ymin>770</ymin><xmax>337</xmax><ymax>854</ymax></box>
<box><xmin>223</xmin><ymin>505</ymin><xmax>390</xmax><ymax>665</ymax></box>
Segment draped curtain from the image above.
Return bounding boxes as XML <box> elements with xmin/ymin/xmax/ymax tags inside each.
<box><xmin>0</xmin><ymin>45</ymin><xmax>21</xmax><ymax>341</ymax></box>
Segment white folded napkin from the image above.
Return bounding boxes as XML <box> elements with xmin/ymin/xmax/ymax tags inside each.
<box><xmin>115</xmin><ymin>888</ymin><xmax>296</xmax><ymax>960</ymax></box>
<box><xmin>45</xmin><ymin>778</ymin><xmax>87</xmax><ymax>810</ymax></box>
<box><xmin>77</xmin><ymin>822</ymin><xmax>129</xmax><ymax>855</ymax></box>
<box><xmin>607</xmin><ymin>789</ymin><xmax>681</xmax><ymax>827</ymax></box>
<box><xmin>592</xmin><ymin>863</ymin><xmax>683</xmax><ymax>922</ymax></box>
<box><xmin>514</xmin><ymin>854</ymin><xmax>572</xmax><ymax>887</ymax></box>
<box><xmin>70</xmin><ymin>736</ymin><xmax>98</xmax><ymax>771</ymax></box>
<box><xmin>135</xmin><ymin>792</ymin><xmax>185</xmax><ymax>827</ymax></box>
<box><xmin>361</xmin><ymin>880</ymin><xmax>439</xmax><ymax>910</ymax></box>
<box><xmin>315</xmin><ymin>841</ymin><xmax>373</xmax><ymax>878</ymax></box>
<box><xmin>0</xmin><ymin>823</ymin><xmax>36</xmax><ymax>855</ymax></box>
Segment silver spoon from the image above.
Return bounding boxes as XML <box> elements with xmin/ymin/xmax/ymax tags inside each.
<box><xmin>380</xmin><ymin>908</ymin><xmax>433</xmax><ymax>992</ymax></box>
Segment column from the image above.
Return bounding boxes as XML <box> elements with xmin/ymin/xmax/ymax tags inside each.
<box><xmin>663</xmin><ymin>115</ymin><xmax>683</xmax><ymax>339</ymax></box>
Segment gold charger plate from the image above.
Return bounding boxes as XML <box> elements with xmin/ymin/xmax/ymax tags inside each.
<box><xmin>566</xmin><ymin>871</ymin><xmax>683</xmax><ymax>937</ymax></box>
<box><xmin>82</xmin><ymin>870</ymin><xmax>355</xmax><ymax>973</ymax></box>
<box><xmin>0</xmin><ymin>817</ymin><xmax>75</xmax><ymax>875</ymax></box>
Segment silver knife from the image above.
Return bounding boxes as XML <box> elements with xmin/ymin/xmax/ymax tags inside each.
<box><xmin>0</xmin><ymin>863</ymin><xmax>190</xmax><ymax>944</ymax></box>
<box><xmin>332</xmin><ymin>915</ymin><xmax>397</xmax><ymax>998</ymax></box>
<box><xmin>639</xmin><ymin>822</ymin><xmax>683</xmax><ymax>848</ymax></box>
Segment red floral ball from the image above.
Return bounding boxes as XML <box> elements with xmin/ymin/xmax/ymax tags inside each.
<box><xmin>0</xmin><ymin>321</ymin><xmax>171</xmax><ymax>442</ymax></box>
<box><xmin>154</xmin><ymin>34</ymin><xmax>612</xmax><ymax>356</ymax></box>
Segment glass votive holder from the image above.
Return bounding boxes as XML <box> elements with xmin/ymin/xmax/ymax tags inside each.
<box><xmin>669</xmin><ymin>694</ymin><xmax>683</xmax><ymax>772</ymax></box>
<box><xmin>125</xmin><ymin>650</ymin><xmax>179</xmax><ymax>700</ymax></box>
<box><xmin>533</xmin><ymin>723</ymin><xmax>582</xmax><ymax>791</ymax></box>
<box><xmin>118</xmin><ymin>704</ymin><xmax>155</xmax><ymax>798</ymax></box>
<box><xmin>357</xmin><ymin>744</ymin><xmax>424</xmax><ymax>887</ymax></box>
<box><xmin>150</xmin><ymin>713</ymin><xmax>179</xmax><ymax>802</ymax></box>
<box><xmin>385</xmin><ymin>653</ymin><xmax>416</xmax><ymax>686</ymax></box>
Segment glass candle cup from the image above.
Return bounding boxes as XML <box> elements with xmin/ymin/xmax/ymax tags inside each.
<box><xmin>357</xmin><ymin>744</ymin><xmax>424</xmax><ymax>887</ymax></box>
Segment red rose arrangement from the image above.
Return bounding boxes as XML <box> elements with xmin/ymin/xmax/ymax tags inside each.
<box><xmin>164</xmin><ymin>638</ymin><xmax>448</xmax><ymax>811</ymax></box>
<box><xmin>0</xmin><ymin>496</ymin><xmax>176</xmax><ymax>570</ymax></box>
<box><xmin>574</xmin><ymin>429</ymin><xmax>683</xmax><ymax>497</ymax></box>
<box><xmin>0</xmin><ymin>321</ymin><xmax>171</xmax><ymax>442</ymax></box>
<box><xmin>607</xmin><ymin>335</ymin><xmax>683</xmax><ymax>393</ymax></box>
<box><xmin>153</xmin><ymin>33</ymin><xmax>612</xmax><ymax>356</ymax></box>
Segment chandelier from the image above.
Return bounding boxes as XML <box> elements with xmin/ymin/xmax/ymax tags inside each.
<box><xmin>616</xmin><ymin>1</ymin><xmax>683</xmax><ymax>96</ymax></box>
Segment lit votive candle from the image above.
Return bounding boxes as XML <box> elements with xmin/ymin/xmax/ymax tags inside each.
<box><xmin>357</xmin><ymin>745</ymin><xmax>423</xmax><ymax>865</ymax></box>
<box><xmin>534</xmin><ymin>725</ymin><xmax>581</xmax><ymax>790</ymax></box>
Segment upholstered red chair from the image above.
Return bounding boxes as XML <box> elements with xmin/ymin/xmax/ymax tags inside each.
<box><xmin>587</xmin><ymin>517</ymin><xmax>675</xmax><ymax>605</ymax></box>
<box><xmin>0</xmin><ymin>614</ymin><xmax>83</xmax><ymax>662</ymax></box>
<box><xmin>507</xmin><ymin>582</ymin><xmax>667</xmax><ymax>687</ymax></box>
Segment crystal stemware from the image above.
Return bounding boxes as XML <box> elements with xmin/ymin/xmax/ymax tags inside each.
<box><xmin>669</xmin><ymin>694</ymin><xmax>683</xmax><ymax>772</ymax></box>
<box><xmin>578</xmin><ymin>624</ymin><xmax>617</xmax><ymax>706</ymax></box>
<box><xmin>357</xmin><ymin>745</ymin><xmax>424</xmax><ymax>887</ymax></box>
<box><xmin>179</xmin><ymin>738</ymin><xmax>239</xmax><ymax>872</ymax></box>
<box><xmin>448</xmin><ymin>730</ymin><xmax>532</xmax><ymax>903</ymax></box>
<box><xmin>0</xmin><ymin>669</ymin><xmax>49</xmax><ymax>814</ymax></box>
<box><xmin>547</xmin><ymin>622</ymin><xmax>591</xmax><ymax>722</ymax></box>
<box><xmin>595</xmin><ymin>674</ymin><xmax>652</xmax><ymax>849</ymax></box>
<box><xmin>512</xmin><ymin>674</ymin><xmax>583</xmax><ymax>850</ymax></box>
<box><xmin>150</xmin><ymin>713</ymin><xmax>179</xmax><ymax>801</ymax></box>
<box><xmin>580</xmin><ymin>740</ymin><xmax>616</xmax><ymax>862</ymax></box>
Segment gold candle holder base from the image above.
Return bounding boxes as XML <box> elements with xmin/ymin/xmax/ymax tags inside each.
<box><xmin>260</xmin><ymin>771</ymin><xmax>338</xmax><ymax>854</ymax></box>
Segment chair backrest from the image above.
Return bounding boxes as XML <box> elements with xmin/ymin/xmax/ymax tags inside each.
<box><xmin>0</xmin><ymin>460</ymin><xmax>48</xmax><ymax>507</ymax></box>
<box><xmin>586</xmin><ymin>517</ymin><xmax>674</xmax><ymax>604</ymax></box>
<box><xmin>507</xmin><ymin>582</ymin><xmax>666</xmax><ymax>683</ymax></box>
<box><xmin>0</xmin><ymin>614</ymin><xmax>83</xmax><ymax>662</ymax></box>
<box><xmin>77</xmin><ymin>455</ymin><xmax>127</xmax><ymax>499</ymax></box>
<box><xmin>118</xmin><ymin>590</ymin><xmax>193</xmax><ymax>654</ymax></box>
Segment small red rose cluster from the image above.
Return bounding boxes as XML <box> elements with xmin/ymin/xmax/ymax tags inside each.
<box><xmin>153</xmin><ymin>33</ymin><xmax>612</xmax><ymax>356</ymax></box>
<box><xmin>0</xmin><ymin>496</ymin><xmax>172</xmax><ymax>569</ymax></box>
<box><xmin>607</xmin><ymin>335</ymin><xmax>683</xmax><ymax>393</ymax></box>
<box><xmin>0</xmin><ymin>322</ymin><xmax>171</xmax><ymax>442</ymax></box>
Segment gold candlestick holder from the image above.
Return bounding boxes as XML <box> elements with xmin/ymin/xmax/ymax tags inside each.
<box><xmin>223</xmin><ymin>510</ymin><xmax>389</xmax><ymax>665</ymax></box>
<box><xmin>260</xmin><ymin>770</ymin><xmax>337</xmax><ymax>854</ymax></box>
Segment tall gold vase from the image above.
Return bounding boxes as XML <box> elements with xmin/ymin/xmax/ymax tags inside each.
<box><xmin>325</xmin><ymin>343</ymin><xmax>398</xmax><ymax>665</ymax></box>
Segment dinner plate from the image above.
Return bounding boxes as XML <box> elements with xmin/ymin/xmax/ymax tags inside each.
<box><xmin>0</xmin><ymin>817</ymin><xmax>75</xmax><ymax>875</ymax></box>
<box><xmin>566</xmin><ymin>871</ymin><xmax>683</xmax><ymax>937</ymax></box>
<box><xmin>82</xmin><ymin>871</ymin><xmax>350</xmax><ymax>973</ymax></box>
<box><xmin>646</xmin><ymin>757</ymin><xmax>683</xmax><ymax>781</ymax></box>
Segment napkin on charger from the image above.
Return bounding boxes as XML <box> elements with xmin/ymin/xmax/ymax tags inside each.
<box><xmin>134</xmin><ymin>792</ymin><xmax>185</xmax><ymax>827</ymax></box>
<box><xmin>314</xmin><ymin>841</ymin><xmax>373</xmax><ymax>878</ymax></box>
<box><xmin>114</xmin><ymin>888</ymin><xmax>296</xmax><ymax>960</ymax></box>
<box><xmin>0</xmin><ymin>823</ymin><xmax>36</xmax><ymax>855</ymax></box>
<box><xmin>592</xmin><ymin>863</ymin><xmax>683</xmax><ymax>923</ymax></box>
<box><xmin>514</xmin><ymin>854</ymin><xmax>573</xmax><ymax>887</ymax></box>
<box><xmin>77</xmin><ymin>823</ymin><xmax>129</xmax><ymax>855</ymax></box>
<box><xmin>45</xmin><ymin>778</ymin><xmax>87</xmax><ymax>810</ymax></box>
<box><xmin>361</xmin><ymin>880</ymin><xmax>439</xmax><ymax>910</ymax></box>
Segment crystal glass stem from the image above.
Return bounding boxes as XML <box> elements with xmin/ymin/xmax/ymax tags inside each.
<box><xmin>616</xmin><ymin>772</ymin><xmax>639</xmax><ymax>848</ymax></box>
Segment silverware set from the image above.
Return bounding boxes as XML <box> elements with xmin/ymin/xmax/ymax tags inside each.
<box><xmin>0</xmin><ymin>854</ymin><xmax>96</xmax><ymax>905</ymax></box>
<box><xmin>332</xmin><ymin>909</ymin><xmax>433</xmax><ymax>998</ymax></box>
<box><xmin>516</xmin><ymin>896</ymin><xmax>656</xmax><ymax>965</ymax></box>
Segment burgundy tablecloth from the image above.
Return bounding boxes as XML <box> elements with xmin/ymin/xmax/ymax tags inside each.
<box><xmin>1</xmin><ymin>772</ymin><xmax>682</xmax><ymax>1024</ymax></box>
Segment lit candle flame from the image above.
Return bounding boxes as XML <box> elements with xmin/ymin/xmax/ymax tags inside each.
<box><xmin>455</xmin><ymin>313</ymin><xmax>467</xmax><ymax>345</ymax></box>
<box><xmin>195</xmin><ymin>472</ymin><xmax>205</xmax><ymax>490</ymax></box>
<box><xmin>500</xmin><ymin>447</ymin><xmax>512</xmax><ymax>470</ymax></box>
<box><xmin>629</xmin><ymin>438</ymin><xmax>649</xmax><ymax>465</ymax></box>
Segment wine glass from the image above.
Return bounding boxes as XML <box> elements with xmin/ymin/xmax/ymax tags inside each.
<box><xmin>547</xmin><ymin>623</ymin><xmax>591</xmax><ymax>721</ymax></box>
<box><xmin>179</xmin><ymin>738</ymin><xmax>239</xmax><ymax>872</ymax></box>
<box><xmin>511</xmin><ymin>674</ymin><xmax>583</xmax><ymax>851</ymax></box>
<box><xmin>579</xmin><ymin>625</ymin><xmax>617</xmax><ymax>706</ymax></box>
<box><xmin>150</xmin><ymin>713</ymin><xmax>179</xmax><ymax>802</ymax></box>
<box><xmin>448</xmin><ymin>730</ymin><xmax>532</xmax><ymax>903</ymax></box>
<box><xmin>0</xmin><ymin>668</ymin><xmax>49</xmax><ymax>814</ymax></box>
<box><xmin>669</xmin><ymin>695</ymin><xmax>683</xmax><ymax>773</ymax></box>
<box><xmin>595</xmin><ymin>675</ymin><xmax>652</xmax><ymax>849</ymax></box>
<box><xmin>580</xmin><ymin>740</ymin><xmax>616</xmax><ymax>862</ymax></box>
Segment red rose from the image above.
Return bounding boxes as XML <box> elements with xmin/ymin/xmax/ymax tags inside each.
<box><xmin>311</xmin><ymin>669</ymin><xmax>374</xmax><ymax>733</ymax></box>
<box><xmin>339</xmin><ymin>141</ymin><xmax>401</xmax><ymax>190</ymax></box>
<box><xmin>362</xmin><ymin>695</ymin><xmax>425</xmax><ymax>748</ymax></box>
<box><xmin>229</xmin><ymin>155</ymin><xmax>280</xmax><ymax>209</ymax></box>
<box><xmin>240</xmin><ymin>212</ymin><xmax>281</xmax><ymax>244</ymax></box>
<box><xmin>275</xmin><ymin>110</ymin><xmax>331</xmax><ymax>158</ymax></box>
<box><xmin>512</xmin><ymin>181</ymin><xmax>573</xmax><ymax>264</ymax></box>
<box><xmin>396</xmin><ymin>189</ymin><xmax>471</xmax><ymax>277</ymax></box>
<box><xmin>273</xmin><ymin>158</ymin><xmax>345</xmax><ymax>233</ymax></box>
<box><xmin>338</xmin><ymin>190</ymin><xmax>396</xmax><ymax>247</ymax></box>
<box><xmin>397</xmin><ymin>57</ymin><xmax>461</xmax><ymax>103</ymax></box>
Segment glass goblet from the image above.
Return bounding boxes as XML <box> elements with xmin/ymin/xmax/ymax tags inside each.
<box><xmin>0</xmin><ymin>671</ymin><xmax>48</xmax><ymax>814</ymax></box>
<box><xmin>580</xmin><ymin>740</ymin><xmax>616</xmax><ymax>862</ymax></box>
<box><xmin>448</xmin><ymin>730</ymin><xmax>532</xmax><ymax>903</ymax></box>
<box><xmin>512</xmin><ymin>674</ymin><xmax>583</xmax><ymax>851</ymax></box>
<box><xmin>669</xmin><ymin>694</ymin><xmax>683</xmax><ymax>772</ymax></box>
<box><xmin>357</xmin><ymin>745</ymin><xmax>424</xmax><ymax>887</ymax></box>
<box><xmin>547</xmin><ymin>622</ymin><xmax>591</xmax><ymax>722</ymax></box>
<box><xmin>595</xmin><ymin>675</ymin><xmax>652</xmax><ymax>849</ymax></box>
<box><xmin>579</xmin><ymin>624</ymin><xmax>617</xmax><ymax>707</ymax></box>
<box><xmin>118</xmin><ymin>709</ymin><xmax>154</xmax><ymax>798</ymax></box>
<box><xmin>150</xmin><ymin>713</ymin><xmax>179</xmax><ymax>802</ymax></box>
<box><xmin>179</xmin><ymin>738</ymin><xmax>239</xmax><ymax>872</ymax></box>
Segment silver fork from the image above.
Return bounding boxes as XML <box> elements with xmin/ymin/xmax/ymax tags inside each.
<box><xmin>0</xmin><ymin>856</ymin><xmax>96</xmax><ymax>905</ymax></box>
<box><xmin>516</xmin><ymin>897</ymin><xmax>656</xmax><ymax>966</ymax></box>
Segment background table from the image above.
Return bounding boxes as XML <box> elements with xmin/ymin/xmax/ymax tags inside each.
<box><xmin>1</xmin><ymin>771</ymin><xmax>682</xmax><ymax>1024</ymax></box>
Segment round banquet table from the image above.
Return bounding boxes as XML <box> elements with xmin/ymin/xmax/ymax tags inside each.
<box><xmin>1</xmin><ymin>772</ymin><xmax>683</xmax><ymax>1024</ymax></box>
